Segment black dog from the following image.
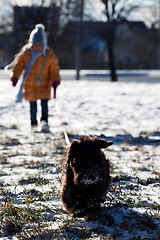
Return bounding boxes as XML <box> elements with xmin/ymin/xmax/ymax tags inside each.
<box><xmin>60</xmin><ymin>136</ymin><xmax>113</xmax><ymax>217</ymax></box>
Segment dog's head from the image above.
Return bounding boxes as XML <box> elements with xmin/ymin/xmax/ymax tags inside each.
<box><xmin>67</xmin><ymin>136</ymin><xmax>113</xmax><ymax>185</ymax></box>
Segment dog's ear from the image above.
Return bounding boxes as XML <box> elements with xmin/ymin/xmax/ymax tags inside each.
<box><xmin>95</xmin><ymin>139</ymin><xmax>113</xmax><ymax>149</ymax></box>
<box><xmin>68</xmin><ymin>140</ymin><xmax>79</xmax><ymax>159</ymax></box>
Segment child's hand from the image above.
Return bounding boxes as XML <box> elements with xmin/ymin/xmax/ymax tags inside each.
<box><xmin>52</xmin><ymin>81</ymin><xmax>60</xmax><ymax>99</ymax></box>
<box><xmin>11</xmin><ymin>77</ymin><xmax>18</xmax><ymax>87</ymax></box>
<box><xmin>52</xmin><ymin>80</ymin><xmax>60</xmax><ymax>89</ymax></box>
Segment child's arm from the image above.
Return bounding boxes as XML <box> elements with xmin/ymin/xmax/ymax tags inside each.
<box><xmin>10</xmin><ymin>52</ymin><xmax>27</xmax><ymax>85</ymax></box>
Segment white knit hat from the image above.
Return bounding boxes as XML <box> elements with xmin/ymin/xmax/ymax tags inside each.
<box><xmin>29</xmin><ymin>24</ymin><xmax>47</xmax><ymax>48</ymax></box>
<box><xmin>4</xmin><ymin>24</ymin><xmax>48</xmax><ymax>70</ymax></box>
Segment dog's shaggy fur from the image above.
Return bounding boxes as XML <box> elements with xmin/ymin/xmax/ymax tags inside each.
<box><xmin>60</xmin><ymin>136</ymin><xmax>113</xmax><ymax>217</ymax></box>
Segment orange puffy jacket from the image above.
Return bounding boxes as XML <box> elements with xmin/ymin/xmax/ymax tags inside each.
<box><xmin>11</xmin><ymin>48</ymin><xmax>61</xmax><ymax>101</ymax></box>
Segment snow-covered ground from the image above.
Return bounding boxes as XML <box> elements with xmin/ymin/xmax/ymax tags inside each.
<box><xmin>0</xmin><ymin>70</ymin><xmax>160</xmax><ymax>239</ymax></box>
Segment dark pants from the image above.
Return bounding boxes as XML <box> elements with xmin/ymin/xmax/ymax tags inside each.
<box><xmin>30</xmin><ymin>99</ymin><xmax>48</xmax><ymax>125</ymax></box>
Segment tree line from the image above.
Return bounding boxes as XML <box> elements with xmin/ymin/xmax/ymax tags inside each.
<box><xmin>0</xmin><ymin>0</ymin><xmax>159</xmax><ymax>81</ymax></box>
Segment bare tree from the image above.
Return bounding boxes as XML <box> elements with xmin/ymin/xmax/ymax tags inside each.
<box><xmin>49</xmin><ymin>0</ymin><xmax>85</xmax><ymax>79</ymax></box>
<box><xmin>100</xmin><ymin>0</ymin><xmax>141</xmax><ymax>81</ymax></box>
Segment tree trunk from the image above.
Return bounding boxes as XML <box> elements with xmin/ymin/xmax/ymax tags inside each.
<box><xmin>107</xmin><ymin>26</ymin><xmax>117</xmax><ymax>82</ymax></box>
<box><xmin>75</xmin><ymin>0</ymin><xmax>84</xmax><ymax>80</ymax></box>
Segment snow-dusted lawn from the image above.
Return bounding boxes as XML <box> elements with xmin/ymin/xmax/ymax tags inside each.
<box><xmin>0</xmin><ymin>70</ymin><xmax>160</xmax><ymax>239</ymax></box>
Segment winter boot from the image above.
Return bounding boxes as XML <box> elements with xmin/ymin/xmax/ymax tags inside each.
<box><xmin>41</xmin><ymin>121</ymin><xmax>50</xmax><ymax>133</ymax></box>
<box><xmin>30</xmin><ymin>120</ymin><xmax>38</xmax><ymax>132</ymax></box>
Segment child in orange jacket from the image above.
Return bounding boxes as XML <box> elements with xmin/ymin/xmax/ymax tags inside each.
<box><xmin>9</xmin><ymin>24</ymin><xmax>61</xmax><ymax>132</ymax></box>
